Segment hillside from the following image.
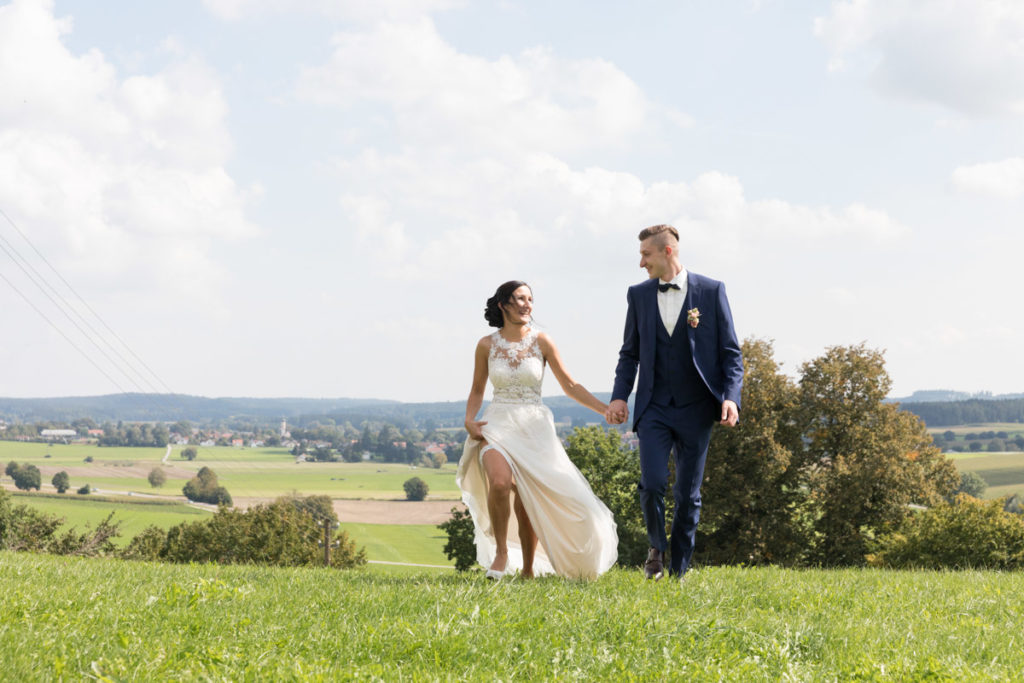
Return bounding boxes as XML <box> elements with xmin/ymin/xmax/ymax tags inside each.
<box><xmin>3</xmin><ymin>553</ymin><xmax>1022</xmax><ymax>680</ymax></box>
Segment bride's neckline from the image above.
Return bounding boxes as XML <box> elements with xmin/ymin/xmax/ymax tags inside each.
<box><xmin>496</xmin><ymin>326</ymin><xmax>533</xmax><ymax>344</ymax></box>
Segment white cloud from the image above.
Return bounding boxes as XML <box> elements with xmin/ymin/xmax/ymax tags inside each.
<box><xmin>814</xmin><ymin>0</ymin><xmax>1024</xmax><ymax>116</ymax></box>
<box><xmin>0</xmin><ymin>0</ymin><xmax>257</xmax><ymax>302</ymax></box>
<box><xmin>298</xmin><ymin>18</ymin><xmax>667</xmax><ymax>156</ymax></box>
<box><xmin>952</xmin><ymin>158</ymin><xmax>1024</xmax><ymax>199</ymax></box>
<box><xmin>202</xmin><ymin>0</ymin><xmax>463</xmax><ymax>22</ymax></box>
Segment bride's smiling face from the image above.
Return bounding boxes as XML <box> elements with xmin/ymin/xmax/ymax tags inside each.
<box><xmin>501</xmin><ymin>285</ymin><xmax>533</xmax><ymax>326</ymax></box>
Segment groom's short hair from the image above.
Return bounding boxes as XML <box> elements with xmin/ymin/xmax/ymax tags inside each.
<box><xmin>638</xmin><ymin>224</ymin><xmax>679</xmax><ymax>247</ymax></box>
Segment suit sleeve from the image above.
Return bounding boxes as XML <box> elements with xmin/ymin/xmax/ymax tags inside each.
<box><xmin>611</xmin><ymin>287</ymin><xmax>640</xmax><ymax>403</ymax></box>
<box><xmin>715</xmin><ymin>282</ymin><xmax>744</xmax><ymax>410</ymax></box>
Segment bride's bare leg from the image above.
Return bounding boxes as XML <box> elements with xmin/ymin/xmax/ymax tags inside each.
<box><xmin>481</xmin><ymin>444</ymin><xmax>514</xmax><ymax>572</ymax></box>
<box><xmin>513</xmin><ymin>491</ymin><xmax>537</xmax><ymax>578</ymax></box>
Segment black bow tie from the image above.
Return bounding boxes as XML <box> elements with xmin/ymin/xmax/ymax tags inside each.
<box><xmin>658</xmin><ymin>282</ymin><xmax>680</xmax><ymax>292</ymax></box>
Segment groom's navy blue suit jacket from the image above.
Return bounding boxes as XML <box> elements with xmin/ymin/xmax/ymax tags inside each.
<box><xmin>612</xmin><ymin>272</ymin><xmax>744</xmax><ymax>432</ymax></box>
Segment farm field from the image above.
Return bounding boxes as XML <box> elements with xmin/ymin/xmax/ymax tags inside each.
<box><xmin>948</xmin><ymin>451</ymin><xmax>1024</xmax><ymax>500</ymax></box>
<box><xmin>3</xmin><ymin>553</ymin><xmax>1023</xmax><ymax>680</ymax></box>
<box><xmin>1</xmin><ymin>441</ymin><xmax>462</xmax><ymax>500</ymax></box>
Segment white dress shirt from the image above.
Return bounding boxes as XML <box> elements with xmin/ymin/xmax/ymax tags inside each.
<box><xmin>657</xmin><ymin>268</ymin><xmax>687</xmax><ymax>336</ymax></box>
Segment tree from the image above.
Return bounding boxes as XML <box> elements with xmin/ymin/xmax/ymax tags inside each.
<box><xmin>697</xmin><ymin>338</ymin><xmax>811</xmax><ymax>567</ymax></box>
<box><xmin>438</xmin><ymin>506</ymin><xmax>477</xmax><ymax>571</ymax></box>
<box><xmin>148</xmin><ymin>467</ymin><xmax>167</xmax><ymax>488</ymax></box>
<box><xmin>796</xmin><ymin>344</ymin><xmax>959</xmax><ymax>565</ymax></box>
<box><xmin>12</xmin><ymin>464</ymin><xmax>41</xmax><ymax>491</ymax></box>
<box><xmin>953</xmin><ymin>471</ymin><xmax>987</xmax><ymax>499</ymax></box>
<box><xmin>564</xmin><ymin>426</ymin><xmax>649</xmax><ymax>567</ymax></box>
<box><xmin>431</xmin><ymin>451</ymin><xmax>447</xmax><ymax>468</ymax></box>
<box><xmin>51</xmin><ymin>471</ymin><xmax>71</xmax><ymax>494</ymax></box>
<box><xmin>403</xmin><ymin>477</ymin><xmax>429</xmax><ymax>501</ymax></box>
<box><xmin>183</xmin><ymin>466</ymin><xmax>232</xmax><ymax>506</ymax></box>
<box><xmin>5</xmin><ymin>461</ymin><xmax>18</xmax><ymax>478</ymax></box>
<box><xmin>181</xmin><ymin>446</ymin><xmax>198</xmax><ymax>461</ymax></box>
<box><xmin>77</xmin><ymin>484</ymin><xmax>91</xmax><ymax>495</ymax></box>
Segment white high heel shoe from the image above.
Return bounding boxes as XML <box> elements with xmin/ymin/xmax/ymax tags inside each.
<box><xmin>485</xmin><ymin>568</ymin><xmax>505</xmax><ymax>580</ymax></box>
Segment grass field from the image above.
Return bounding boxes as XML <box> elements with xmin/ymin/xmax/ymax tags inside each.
<box><xmin>2</xmin><ymin>552</ymin><xmax>1022</xmax><ymax>680</ymax></box>
<box><xmin>948</xmin><ymin>451</ymin><xmax>1024</xmax><ymax>500</ymax></box>
<box><xmin>1</xmin><ymin>440</ymin><xmax>462</xmax><ymax>500</ymax></box>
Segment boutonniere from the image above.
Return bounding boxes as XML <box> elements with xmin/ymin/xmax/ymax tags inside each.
<box><xmin>687</xmin><ymin>307</ymin><xmax>701</xmax><ymax>328</ymax></box>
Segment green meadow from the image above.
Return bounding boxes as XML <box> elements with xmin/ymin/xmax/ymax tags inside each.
<box><xmin>8</xmin><ymin>492</ymin><xmax>210</xmax><ymax>545</ymax></box>
<box><xmin>949</xmin><ymin>451</ymin><xmax>1024</xmax><ymax>500</ymax></box>
<box><xmin>3</xmin><ymin>553</ymin><xmax>1023</xmax><ymax>680</ymax></box>
<box><xmin>1</xmin><ymin>441</ymin><xmax>461</xmax><ymax>500</ymax></box>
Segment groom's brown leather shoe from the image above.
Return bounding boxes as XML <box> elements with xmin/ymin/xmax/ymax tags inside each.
<box><xmin>643</xmin><ymin>547</ymin><xmax>664</xmax><ymax>580</ymax></box>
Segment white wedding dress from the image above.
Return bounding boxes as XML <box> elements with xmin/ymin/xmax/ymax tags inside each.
<box><xmin>456</xmin><ymin>329</ymin><xmax>618</xmax><ymax>579</ymax></box>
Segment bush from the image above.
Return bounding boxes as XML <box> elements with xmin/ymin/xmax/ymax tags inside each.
<box><xmin>1</xmin><ymin>488</ymin><xmax>119</xmax><ymax>556</ymax></box>
<box><xmin>148</xmin><ymin>467</ymin><xmax>167</xmax><ymax>488</ymax></box>
<box><xmin>403</xmin><ymin>477</ymin><xmax>429</xmax><ymax>501</ymax></box>
<box><xmin>431</xmin><ymin>452</ymin><xmax>447</xmax><ymax>468</ymax></box>
<box><xmin>183</xmin><ymin>466</ymin><xmax>232</xmax><ymax>506</ymax></box>
<box><xmin>870</xmin><ymin>495</ymin><xmax>1024</xmax><ymax>570</ymax></box>
<box><xmin>77</xmin><ymin>485</ymin><xmax>91</xmax><ymax>495</ymax></box>
<box><xmin>953</xmin><ymin>471</ymin><xmax>987</xmax><ymax>499</ymax></box>
<box><xmin>157</xmin><ymin>500</ymin><xmax>366</xmax><ymax>569</ymax></box>
<box><xmin>181</xmin><ymin>446</ymin><xmax>197</xmax><ymax>461</ymax></box>
<box><xmin>51</xmin><ymin>471</ymin><xmax>71</xmax><ymax>494</ymax></box>
<box><xmin>4</xmin><ymin>461</ymin><xmax>18</xmax><ymax>477</ymax></box>
<box><xmin>438</xmin><ymin>506</ymin><xmax>477</xmax><ymax>571</ymax></box>
<box><xmin>11</xmin><ymin>464</ymin><xmax>41</xmax><ymax>491</ymax></box>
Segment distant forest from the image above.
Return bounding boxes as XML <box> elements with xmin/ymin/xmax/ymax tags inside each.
<box><xmin>898</xmin><ymin>398</ymin><xmax>1024</xmax><ymax>427</ymax></box>
<box><xmin>3</xmin><ymin>393</ymin><xmax>1021</xmax><ymax>429</ymax></box>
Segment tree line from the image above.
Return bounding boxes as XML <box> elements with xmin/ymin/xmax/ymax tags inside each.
<box><xmin>902</xmin><ymin>398</ymin><xmax>1024</xmax><ymax>427</ymax></box>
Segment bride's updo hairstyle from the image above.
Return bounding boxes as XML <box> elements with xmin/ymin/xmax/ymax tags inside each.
<box><xmin>485</xmin><ymin>280</ymin><xmax>530</xmax><ymax>328</ymax></box>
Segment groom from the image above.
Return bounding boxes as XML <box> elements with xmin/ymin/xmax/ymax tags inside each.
<box><xmin>606</xmin><ymin>224</ymin><xmax>743</xmax><ymax>581</ymax></box>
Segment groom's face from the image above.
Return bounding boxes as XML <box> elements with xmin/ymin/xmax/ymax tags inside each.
<box><xmin>639</xmin><ymin>237</ymin><xmax>672</xmax><ymax>281</ymax></box>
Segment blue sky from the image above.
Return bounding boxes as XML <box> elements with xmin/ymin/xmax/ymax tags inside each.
<box><xmin>1</xmin><ymin>0</ymin><xmax>1022</xmax><ymax>402</ymax></box>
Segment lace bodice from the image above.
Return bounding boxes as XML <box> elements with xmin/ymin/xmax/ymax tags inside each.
<box><xmin>489</xmin><ymin>329</ymin><xmax>545</xmax><ymax>405</ymax></box>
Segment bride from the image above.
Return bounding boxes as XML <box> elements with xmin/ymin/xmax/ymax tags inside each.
<box><xmin>457</xmin><ymin>280</ymin><xmax>618</xmax><ymax>579</ymax></box>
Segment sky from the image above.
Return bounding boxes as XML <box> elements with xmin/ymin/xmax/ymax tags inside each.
<box><xmin>1</xmin><ymin>0</ymin><xmax>1022</xmax><ymax>403</ymax></box>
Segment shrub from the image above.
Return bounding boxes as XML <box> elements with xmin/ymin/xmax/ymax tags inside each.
<box><xmin>438</xmin><ymin>506</ymin><xmax>477</xmax><ymax>571</ymax></box>
<box><xmin>403</xmin><ymin>477</ymin><xmax>429</xmax><ymax>501</ymax></box>
<box><xmin>120</xmin><ymin>525</ymin><xmax>168</xmax><ymax>561</ymax></box>
<box><xmin>1</xmin><ymin>488</ymin><xmax>119</xmax><ymax>556</ymax></box>
<box><xmin>159</xmin><ymin>500</ymin><xmax>366</xmax><ymax>569</ymax></box>
<box><xmin>77</xmin><ymin>484</ymin><xmax>91</xmax><ymax>495</ymax></box>
<box><xmin>148</xmin><ymin>467</ymin><xmax>167</xmax><ymax>488</ymax></box>
<box><xmin>5</xmin><ymin>461</ymin><xmax>18</xmax><ymax>477</ymax></box>
<box><xmin>51</xmin><ymin>471</ymin><xmax>71</xmax><ymax>494</ymax></box>
<box><xmin>870</xmin><ymin>495</ymin><xmax>1024</xmax><ymax>570</ymax></box>
<box><xmin>431</xmin><ymin>452</ymin><xmax>447</xmax><ymax>468</ymax></box>
<box><xmin>953</xmin><ymin>471</ymin><xmax>987</xmax><ymax>500</ymax></box>
<box><xmin>181</xmin><ymin>446</ymin><xmax>197</xmax><ymax>461</ymax></box>
<box><xmin>183</xmin><ymin>466</ymin><xmax>232</xmax><ymax>506</ymax></box>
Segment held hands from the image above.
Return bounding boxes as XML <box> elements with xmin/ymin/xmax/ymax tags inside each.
<box><xmin>720</xmin><ymin>400</ymin><xmax>739</xmax><ymax>427</ymax></box>
<box><xmin>465</xmin><ymin>419</ymin><xmax>488</xmax><ymax>441</ymax></box>
<box><xmin>605</xmin><ymin>399</ymin><xmax>629</xmax><ymax>426</ymax></box>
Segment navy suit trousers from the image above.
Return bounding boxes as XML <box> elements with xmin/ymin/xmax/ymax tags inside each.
<box><xmin>636</xmin><ymin>397</ymin><xmax>717</xmax><ymax>575</ymax></box>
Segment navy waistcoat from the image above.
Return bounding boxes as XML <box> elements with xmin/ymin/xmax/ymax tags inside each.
<box><xmin>650</xmin><ymin>316</ymin><xmax>713</xmax><ymax>408</ymax></box>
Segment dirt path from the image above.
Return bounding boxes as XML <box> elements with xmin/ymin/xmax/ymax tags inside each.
<box><xmin>333</xmin><ymin>499</ymin><xmax>465</xmax><ymax>525</ymax></box>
